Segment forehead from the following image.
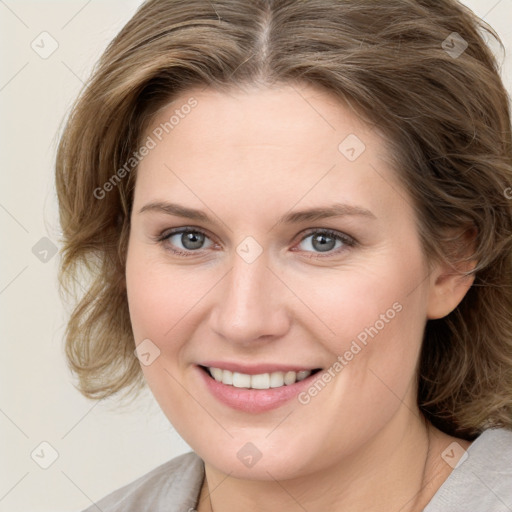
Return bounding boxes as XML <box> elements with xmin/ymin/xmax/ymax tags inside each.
<box><xmin>134</xmin><ymin>83</ymin><xmax>407</xmax><ymax>225</ymax></box>
<box><xmin>145</xmin><ymin>83</ymin><xmax>378</xmax><ymax>157</ymax></box>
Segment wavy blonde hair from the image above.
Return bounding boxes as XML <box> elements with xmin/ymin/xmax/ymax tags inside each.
<box><xmin>55</xmin><ymin>0</ymin><xmax>512</xmax><ymax>440</ymax></box>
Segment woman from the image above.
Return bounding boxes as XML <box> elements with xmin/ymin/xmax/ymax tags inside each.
<box><xmin>55</xmin><ymin>0</ymin><xmax>512</xmax><ymax>510</ymax></box>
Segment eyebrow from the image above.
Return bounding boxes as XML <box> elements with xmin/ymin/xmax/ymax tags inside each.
<box><xmin>138</xmin><ymin>201</ymin><xmax>376</xmax><ymax>225</ymax></box>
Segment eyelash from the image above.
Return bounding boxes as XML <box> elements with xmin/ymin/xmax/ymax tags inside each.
<box><xmin>156</xmin><ymin>227</ymin><xmax>357</xmax><ymax>259</ymax></box>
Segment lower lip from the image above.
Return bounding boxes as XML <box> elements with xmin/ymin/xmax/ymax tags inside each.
<box><xmin>197</xmin><ymin>366</ymin><xmax>321</xmax><ymax>413</ymax></box>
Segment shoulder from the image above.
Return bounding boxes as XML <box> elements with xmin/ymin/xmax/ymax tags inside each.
<box><xmin>81</xmin><ymin>451</ymin><xmax>204</xmax><ymax>512</ymax></box>
<box><xmin>425</xmin><ymin>428</ymin><xmax>512</xmax><ymax>512</ymax></box>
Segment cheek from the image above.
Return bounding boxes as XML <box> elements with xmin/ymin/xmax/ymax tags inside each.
<box><xmin>125</xmin><ymin>242</ymin><xmax>220</xmax><ymax>401</ymax></box>
<box><xmin>125</xmin><ymin>245</ymin><xmax>200</xmax><ymax>422</ymax></box>
<box><xmin>284</xmin><ymin>257</ymin><xmax>426</xmax><ymax>357</ymax></box>
<box><xmin>125</xmin><ymin>241</ymin><xmax>203</xmax><ymax>343</ymax></box>
<box><xmin>294</xmin><ymin>248</ymin><xmax>429</xmax><ymax>410</ymax></box>
<box><xmin>126</xmin><ymin>263</ymin><xmax>169</xmax><ymax>344</ymax></box>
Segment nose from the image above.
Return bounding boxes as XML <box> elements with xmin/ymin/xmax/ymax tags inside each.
<box><xmin>209</xmin><ymin>250</ymin><xmax>291</xmax><ymax>346</ymax></box>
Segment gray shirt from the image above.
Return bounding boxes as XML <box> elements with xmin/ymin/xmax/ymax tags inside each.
<box><xmin>82</xmin><ymin>428</ymin><xmax>512</xmax><ymax>511</ymax></box>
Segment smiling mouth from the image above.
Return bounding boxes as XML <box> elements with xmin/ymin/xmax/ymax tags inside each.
<box><xmin>199</xmin><ymin>365</ymin><xmax>322</xmax><ymax>390</ymax></box>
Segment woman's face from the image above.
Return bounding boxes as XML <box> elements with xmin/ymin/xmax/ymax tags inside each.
<box><xmin>126</xmin><ymin>83</ymin><xmax>443</xmax><ymax>480</ymax></box>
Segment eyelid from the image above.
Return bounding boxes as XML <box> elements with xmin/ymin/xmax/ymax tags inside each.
<box><xmin>157</xmin><ymin>225</ymin><xmax>213</xmax><ymax>242</ymax></box>
<box><xmin>297</xmin><ymin>227</ymin><xmax>356</xmax><ymax>246</ymax></box>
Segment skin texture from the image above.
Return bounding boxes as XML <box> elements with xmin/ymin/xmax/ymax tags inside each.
<box><xmin>125</xmin><ymin>83</ymin><xmax>474</xmax><ymax>512</ymax></box>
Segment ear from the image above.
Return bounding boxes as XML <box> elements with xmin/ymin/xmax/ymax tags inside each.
<box><xmin>426</xmin><ymin>228</ymin><xmax>477</xmax><ymax>320</ymax></box>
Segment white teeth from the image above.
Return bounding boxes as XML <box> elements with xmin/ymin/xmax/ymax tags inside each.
<box><xmin>250</xmin><ymin>373</ymin><xmax>270</xmax><ymax>389</ymax></box>
<box><xmin>221</xmin><ymin>369</ymin><xmax>233</xmax><ymax>385</ymax></box>
<box><xmin>269</xmin><ymin>371</ymin><xmax>285</xmax><ymax>388</ymax></box>
<box><xmin>210</xmin><ymin>367</ymin><xmax>223</xmax><ymax>381</ymax></box>
<box><xmin>232</xmin><ymin>372</ymin><xmax>251</xmax><ymax>388</ymax></box>
<box><xmin>284</xmin><ymin>371</ymin><xmax>297</xmax><ymax>385</ymax></box>
<box><xmin>207</xmin><ymin>367</ymin><xmax>313</xmax><ymax>389</ymax></box>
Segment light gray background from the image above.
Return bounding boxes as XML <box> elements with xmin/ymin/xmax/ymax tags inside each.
<box><xmin>1</xmin><ymin>1</ymin><xmax>511</xmax><ymax>511</ymax></box>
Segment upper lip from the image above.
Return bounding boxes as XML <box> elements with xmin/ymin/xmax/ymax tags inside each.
<box><xmin>199</xmin><ymin>361</ymin><xmax>322</xmax><ymax>375</ymax></box>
